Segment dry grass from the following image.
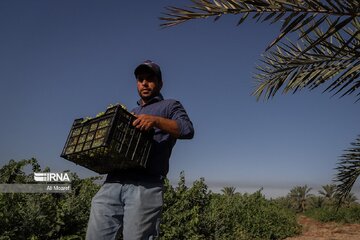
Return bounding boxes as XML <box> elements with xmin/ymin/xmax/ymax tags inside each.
<box><xmin>286</xmin><ymin>215</ymin><xmax>360</xmax><ymax>240</ymax></box>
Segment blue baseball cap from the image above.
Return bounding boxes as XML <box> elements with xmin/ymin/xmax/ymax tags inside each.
<box><xmin>134</xmin><ymin>60</ymin><xmax>162</xmax><ymax>82</ymax></box>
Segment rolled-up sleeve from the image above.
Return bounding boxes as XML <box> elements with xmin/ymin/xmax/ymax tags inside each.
<box><xmin>169</xmin><ymin>101</ymin><xmax>194</xmax><ymax>139</ymax></box>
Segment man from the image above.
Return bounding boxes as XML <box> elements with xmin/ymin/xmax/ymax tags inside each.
<box><xmin>86</xmin><ymin>60</ymin><xmax>194</xmax><ymax>240</ymax></box>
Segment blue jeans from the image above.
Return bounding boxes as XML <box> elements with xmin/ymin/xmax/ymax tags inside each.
<box><xmin>86</xmin><ymin>181</ymin><xmax>163</xmax><ymax>240</ymax></box>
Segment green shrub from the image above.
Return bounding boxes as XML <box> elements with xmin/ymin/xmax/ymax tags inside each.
<box><xmin>206</xmin><ymin>191</ymin><xmax>301</xmax><ymax>240</ymax></box>
<box><xmin>160</xmin><ymin>173</ymin><xmax>301</xmax><ymax>240</ymax></box>
<box><xmin>0</xmin><ymin>159</ymin><xmax>101</xmax><ymax>240</ymax></box>
<box><xmin>1</xmin><ymin>160</ymin><xmax>301</xmax><ymax>239</ymax></box>
<box><xmin>305</xmin><ymin>205</ymin><xmax>360</xmax><ymax>223</ymax></box>
<box><xmin>160</xmin><ymin>173</ymin><xmax>211</xmax><ymax>240</ymax></box>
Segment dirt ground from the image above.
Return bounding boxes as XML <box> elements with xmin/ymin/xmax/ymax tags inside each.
<box><xmin>285</xmin><ymin>215</ymin><xmax>360</xmax><ymax>240</ymax></box>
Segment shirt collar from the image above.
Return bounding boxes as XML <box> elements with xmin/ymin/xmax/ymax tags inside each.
<box><xmin>137</xmin><ymin>94</ymin><xmax>164</xmax><ymax>107</ymax></box>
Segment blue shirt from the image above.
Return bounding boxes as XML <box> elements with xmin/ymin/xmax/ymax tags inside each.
<box><xmin>106</xmin><ymin>94</ymin><xmax>194</xmax><ymax>182</ymax></box>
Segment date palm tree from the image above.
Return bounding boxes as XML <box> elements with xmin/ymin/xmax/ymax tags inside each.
<box><xmin>221</xmin><ymin>186</ymin><xmax>236</xmax><ymax>196</ymax></box>
<box><xmin>160</xmin><ymin>0</ymin><xmax>360</xmax><ymax>201</ymax></box>
<box><xmin>318</xmin><ymin>184</ymin><xmax>336</xmax><ymax>205</ymax></box>
<box><xmin>341</xmin><ymin>192</ymin><xmax>358</xmax><ymax>207</ymax></box>
<box><xmin>319</xmin><ymin>184</ymin><xmax>336</xmax><ymax>200</ymax></box>
<box><xmin>288</xmin><ymin>185</ymin><xmax>313</xmax><ymax>212</ymax></box>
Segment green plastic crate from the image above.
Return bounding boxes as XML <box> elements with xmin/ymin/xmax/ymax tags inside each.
<box><xmin>60</xmin><ymin>104</ymin><xmax>153</xmax><ymax>174</ymax></box>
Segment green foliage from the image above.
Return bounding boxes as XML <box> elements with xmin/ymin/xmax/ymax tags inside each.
<box><xmin>9</xmin><ymin>160</ymin><xmax>356</xmax><ymax>239</ymax></box>
<box><xmin>161</xmin><ymin>171</ymin><xmax>211</xmax><ymax>239</ymax></box>
<box><xmin>305</xmin><ymin>205</ymin><xmax>360</xmax><ymax>224</ymax></box>
<box><xmin>318</xmin><ymin>184</ymin><xmax>337</xmax><ymax>206</ymax></box>
<box><xmin>0</xmin><ymin>158</ymin><xmax>40</xmax><ymax>183</ymax></box>
<box><xmin>272</xmin><ymin>183</ymin><xmax>360</xmax><ymax>225</ymax></box>
<box><xmin>287</xmin><ymin>185</ymin><xmax>313</xmax><ymax>213</ymax></box>
<box><xmin>206</xmin><ymin>191</ymin><xmax>300</xmax><ymax>240</ymax></box>
<box><xmin>334</xmin><ymin>135</ymin><xmax>360</xmax><ymax>204</ymax></box>
<box><xmin>205</xmin><ymin>193</ymin><xmax>252</xmax><ymax>240</ymax></box>
<box><xmin>161</xmin><ymin>173</ymin><xmax>300</xmax><ymax>240</ymax></box>
<box><xmin>221</xmin><ymin>186</ymin><xmax>236</xmax><ymax>196</ymax></box>
<box><xmin>0</xmin><ymin>159</ymin><xmax>101</xmax><ymax>240</ymax></box>
<box><xmin>309</xmin><ymin>192</ymin><xmax>360</xmax><ymax>223</ymax></box>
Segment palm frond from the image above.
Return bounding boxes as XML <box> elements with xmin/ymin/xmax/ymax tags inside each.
<box><xmin>161</xmin><ymin>0</ymin><xmax>360</xmax><ymax>49</ymax></box>
<box><xmin>161</xmin><ymin>0</ymin><xmax>360</xmax><ymax>100</ymax></box>
<box><xmin>334</xmin><ymin>135</ymin><xmax>360</xmax><ymax>204</ymax></box>
<box><xmin>252</xmin><ymin>18</ymin><xmax>360</xmax><ymax>100</ymax></box>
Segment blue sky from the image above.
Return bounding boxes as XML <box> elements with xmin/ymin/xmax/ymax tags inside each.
<box><xmin>1</xmin><ymin>0</ymin><xmax>359</xmax><ymax>197</ymax></box>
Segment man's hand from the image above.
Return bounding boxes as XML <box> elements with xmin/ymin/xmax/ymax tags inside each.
<box><xmin>132</xmin><ymin>114</ymin><xmax>159</xmax><ymax>131</ymax></box>
<box><xmin>132</xmin><ymin>114</ymin><xmax>181</xmax><ymax>138</ymax></box>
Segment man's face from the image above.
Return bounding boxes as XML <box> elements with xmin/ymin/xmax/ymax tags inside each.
<box><xmin>136</xmin><ymin>71</ymin><xmax>161</xmax><ymax>102</ymax></box>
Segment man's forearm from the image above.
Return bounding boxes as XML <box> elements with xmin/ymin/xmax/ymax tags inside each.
<box><xmin>154</xmin><ymin>117</ymin><xmax>180</xmax><ymax>139</ymax></box>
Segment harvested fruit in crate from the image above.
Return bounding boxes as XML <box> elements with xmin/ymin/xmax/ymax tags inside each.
<box><xmin>60</xmin><ymin>104</ymin><xmax>153</xmax><ymax>174</ymax></box>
